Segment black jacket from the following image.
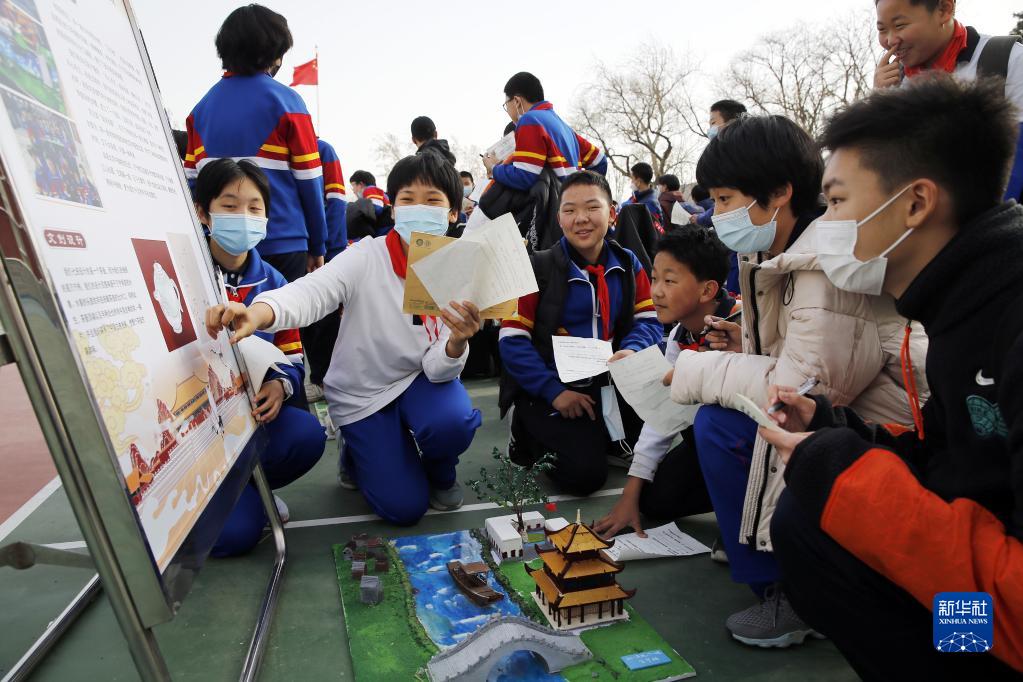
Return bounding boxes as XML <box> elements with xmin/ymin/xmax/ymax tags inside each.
<box><xmin>417</xmin><ymin>138</ymin><xmax>457</xmax><ymax>166</ymax></box>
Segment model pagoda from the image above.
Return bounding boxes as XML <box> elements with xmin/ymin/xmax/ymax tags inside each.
<box><xmin>525</xmin><ymin>510</ymin><xmax>635</xmax><ymax>630</ymax></box>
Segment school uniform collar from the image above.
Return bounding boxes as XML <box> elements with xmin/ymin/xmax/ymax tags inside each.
<box><xmin>559</xmin><ymin>237</ymin><xmax>624</xmax><ymax>281</ymax></box>
<box><xmin>529</xmin><ymin>101</ymin><xmax>554</xmax><ymax>113</ymax></box>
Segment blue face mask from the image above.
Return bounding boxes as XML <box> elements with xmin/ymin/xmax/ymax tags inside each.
<box><xmin>210</xmin><ymin>212</ymin><xmax>267</xmax><ymax>256</ymax></box>
<box><xmin>393</xmin><ymin>204</ymin><xmax>450</xmax><ymax>242</ymax></box>
<box><xmin>711</xmin><ymin>199</ymin><xmax>779</xmax><ymax>254</ymax></box>
<box><xmin>707</xmin><ymin>125</ymin><xmax>720</xmax><ymax>140</ymax></box>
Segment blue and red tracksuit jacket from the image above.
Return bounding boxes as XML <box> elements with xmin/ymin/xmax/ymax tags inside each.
<box><xmin>185</xmin><ymin>73</ymin><xmax>328</xmax><ymax>257</ymax></box>
<box><xmin>493</xmin><ymin>101</ymin><xmax>607</xmax><ymax>191</ymax></box>
<box><xmin>220</xmin><ymin>249</ymin><xmax>304</xmax><ymax>395</ymax></box>
<box><xmin>363</xmin><ymin>185</ymin><xmax>390</xmax><ymax>217</ymax></box>
<box><xmin>318</xmin><ymin>139</ymin><xmax>348</xmax><ymax>260</ymax></box>
<box><xmin>499</xmin><ymin>237</ymin><xmax>662</xmax><ymax>405</ymax></box>
<box><xmin>621</xmin><ymin>188</ymin><xmax>664</xmax><ymax>233</ymax></box>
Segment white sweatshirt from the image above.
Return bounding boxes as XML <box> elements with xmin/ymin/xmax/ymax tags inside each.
<box><xmin>253</xmin><ymin>234</ymin><xmax>468</xmax><ymax>426</ymax></box>
<box><xmin>627</xmin><ymin>325</ymin><xmax>684</xmax><ymax>481</ymax></box>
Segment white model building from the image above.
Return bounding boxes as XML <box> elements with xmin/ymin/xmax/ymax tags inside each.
<box><xmin>485</xmin><ymin>511</ymin><xmax>545</xmax><ymax>561</ymax></box>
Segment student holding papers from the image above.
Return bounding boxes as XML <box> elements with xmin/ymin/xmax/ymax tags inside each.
<box><xmin>193</xmin><ymin>159</ymin><xmax>326</xmax><ymax>555</ymax></box>
<box><xmin>498</xmin><ymin>171</ymin><xmax>662</xmax><ymax>495</ymax></box>
<box><xmin>595</xmin><ymin>228</ymin><xmax>739</xmax><ymax>538</ymax></box>
<box><xmin>205</xmin><ymin>153</ymin><xmax>483</xmax><ymax>526</ymax></box>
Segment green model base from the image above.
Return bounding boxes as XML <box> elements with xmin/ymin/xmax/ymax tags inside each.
<box><xmin>496</xmin><ymin>558</ymin><xmax>696</xmax><ymax>682</ymax></box>
<box><xmin>332</xmin><ymin>543</ymin><xmax>437</xmax><ymax>681</ymax></box>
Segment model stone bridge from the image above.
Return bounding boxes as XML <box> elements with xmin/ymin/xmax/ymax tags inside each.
<box><xmin>426</xmin><ymin>615</ymin><xmax>593</xmax><ymax>681</ymax></box>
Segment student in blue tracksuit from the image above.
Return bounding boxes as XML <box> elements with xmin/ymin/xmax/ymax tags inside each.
<box><xmin>620</xmin><ymin>162</ymin><xmax>664</xmax><ymax>232</ymax></box>
<box><xmin>194</xmin><ymin>158</ymin><xmax>325</xmax><ymax>556</ymax></box>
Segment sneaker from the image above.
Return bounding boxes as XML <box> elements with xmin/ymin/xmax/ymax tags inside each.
<box><xmin>725</xmin><ymin>585</ymin><xmax>824</xmax><ymax>648</ymax></box>
<box><xmin>710</xmin><ymin>536</ymin><xmax>729</xmax><ymax>564</ymax></box>
<box><xmin>273</xmin><ymin>494</ymin><xmax>290</xmax><ymax>524</ymax></box>
<box><xmin>305</xmin><ymin>382</ymin><xmax>325</xmax><ymax>403</ymax></box>
<box><xmin>338</xmin><ymin>467</ymin><xmax>359</xmax><ymax>491</ymax></box>
<box><xmin>429</xmin><ymin>480</ymin><xmax>464</xmax><ymax>511</ymax></box>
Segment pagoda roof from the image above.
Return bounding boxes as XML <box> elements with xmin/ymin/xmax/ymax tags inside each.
<box><xmin>547</xmin><ymin>522</ymin><xmax>614</xmax><ymax>554</ymax></box>
<box><xmin>537</xmin><ymin>546</ymin><xmax>622</xmax><ymax>579</ymax></box>
<box><xmin>526</xmin><ymin>563</ymin><xmax>635</xmax><ymax>608</ymax></box>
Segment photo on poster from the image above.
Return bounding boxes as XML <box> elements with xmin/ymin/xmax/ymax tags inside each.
<box><xmin>132</xmin><ymin>237</ymin><xmax>198</xmax><ymax>351</ymax></box>
<box><xmin>0</xmin><ymin>88</ymin><xmax>101</xmax><ymax>206</ymax></box>
<box><xmin>0</xmin><ymin>0</ymin><xmax>67</xmax><ymax>113</ymax></box>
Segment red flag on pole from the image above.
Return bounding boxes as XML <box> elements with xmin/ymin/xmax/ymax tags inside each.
<box><xmin>290</xmin><ymin>58</ymin><xmax>318</xmax><ymax>86</ymax></box>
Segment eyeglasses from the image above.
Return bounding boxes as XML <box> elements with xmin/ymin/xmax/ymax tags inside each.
<box><xmin>502</xmin><ymin>98</ymin><xmax>514</xmax><ymax>113</ymax></box>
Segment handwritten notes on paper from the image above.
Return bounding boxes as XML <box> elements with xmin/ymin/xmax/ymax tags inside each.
<box><xmin>608</xmin><ymin>346</ymin><xmax>698</xmax><ymax>436</ymax></box>
<box><xmin>486</xmin><ymin>131</ymin><xmax>516</xmax><ymax>163</ymax></box>
<box><xmin>551</xmin><ymin>336</ymin><xmax>614</xmax><ymax>383</ymax></box>
<box><xmin>404</xmin><ymin>213</ymin><xmax>537</xmax><ymax>319</ymax></box>
<box><xmin>603</xmin><ymin>523</ymin><xmax>711</xmax><ymax>562</ymax></box>
<box><xmin>734</xmin><ymin>393</ymin><xmax>784</xmax><ymax>432</ymax></box>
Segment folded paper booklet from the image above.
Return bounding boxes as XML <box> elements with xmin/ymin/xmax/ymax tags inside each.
<box><xmin>734</xmin><ymin>393</ymin><xmax>784</xmax><ymax>432</ymax></box>
<box><xmin>406</xmin><ymin>213</ymin><xmax>537</xmax><ymax>318</ymax></box>
<box><xmin>235</xmin><ymin>335</ymin><xmax>290</xmax><ymax>392</ymax></box>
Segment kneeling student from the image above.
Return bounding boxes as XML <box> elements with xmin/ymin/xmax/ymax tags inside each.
<box><xmin>595</xmin><ymin>227</ymin><xmax>739</xmax><ymax>538</ymax></box>
<box><xmin>195</xmin><ymin>158</ymin><xmax>326</xmax><ymax>556</ymax></box>
<box><xmin>499</xmin><ymin>170</ymin><xmax>662</xmax><ymax>496</ymax></box>
<box><xmin>205</xmin><ymin>153</ymin><xmax>483</xmax><ymax>526</ymax></box>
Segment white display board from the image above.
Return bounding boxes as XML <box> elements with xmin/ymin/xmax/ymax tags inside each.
<box><xmin>0</xmin><ymin>0</ymin><xmax>256</xmax><ymax>570</ymax></box>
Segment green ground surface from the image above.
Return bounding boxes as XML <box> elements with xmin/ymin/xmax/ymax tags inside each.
<box><xmin>496</xmin><ymin>558</ymin><xmax>696</xmax><ymax>681</ymax></box>
<box><xmin>332</xmin><ymin>543</ymin><xmax>436</xmax><ymax>682</ymax></box>
<box><xmin>0</xmin><ymin>378</ymin><xmax>859</xmax><ymax>680</ymax></box>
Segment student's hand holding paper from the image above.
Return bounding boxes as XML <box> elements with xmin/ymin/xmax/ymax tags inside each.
<box><xmin>441</xmin><ymin>301</ymin><xmax>481</xmax><ymax>358</ymax></box>
<box><xmin>552</xmin><ymin>390</ymin><xmax>596</xmax><ymax>420</ymax></box>
<box><xmin>608</xmin><ymin>349</ymin><xmax>635</xmax><ymax>363</ymax></box>
<box><xmin>252</xmin><ymin>378</ymin><xmax>285</xmax><ymax>423</ymax></box>
<box><xmin>765</xmin><ymin>384</ymin><xmax>817</xmax><ymax>432</ymax></box>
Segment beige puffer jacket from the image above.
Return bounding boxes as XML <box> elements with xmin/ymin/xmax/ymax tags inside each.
<box><xmin>669</xmin><ymin>222</ymin><xmax>929</xmax><ymax>551</ymax></box>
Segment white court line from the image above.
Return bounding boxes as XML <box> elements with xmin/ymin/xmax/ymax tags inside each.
<box><xmin>0</xmin><ymin>476</ymin><xmax>62</xmax><ymax>544</ymax></box>
<box><xmin>42</xmin><ymin>540</ymin><xmax>88</xmax><ymax>551</ymax></box>
<box><xmin>284</xmin><ymin>487</ymin><xmax>624</xmax><ymax>529</ymax></box>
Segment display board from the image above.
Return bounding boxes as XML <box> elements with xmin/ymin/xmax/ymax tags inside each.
<box><xmin>0</xmin><ymin>0</ymin><xmax>256</xmax><ymax>571</ymax></box>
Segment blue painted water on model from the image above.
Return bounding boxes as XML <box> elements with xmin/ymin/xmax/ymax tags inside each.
<box><xmin>395</xmin><ymin>530</ymin><xmax>522</xmax><ymax>648</ymax></box>
<box><xmin>487</xmin><ymin>650</ymin><xmax>565</xmax><ymax>681</ymax></box>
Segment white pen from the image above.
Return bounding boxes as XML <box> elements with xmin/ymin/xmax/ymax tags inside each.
<box><xmin>766</xmin><ymin>376</ymin><xmax>819</xmax><ymax>415</ymax></box>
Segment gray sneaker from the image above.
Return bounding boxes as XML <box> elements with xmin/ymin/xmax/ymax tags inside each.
<box><xmin>725</xmin><ymin>586</ymin><xmax>824</xmax><ymax>648</ymax></box>
<box><xmin>338</xmin><ymin>467</ymin><xmax>359</xmax><ymax>491</ymax></box>
<box><xmin>429</xmin><ymin>480</ymin><xmax>464</xmax><ymax>511</ymax></box>
<box><xmin>710</xmin><ymin>536</ymin><xmax>729</xmax><ymax>564</ymax></box>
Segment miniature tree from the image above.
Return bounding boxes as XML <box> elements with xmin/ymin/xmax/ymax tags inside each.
<box><xmin>466</xmin><ymin>447</ymin><xmax>556</xmax><ymax>537</ymax></box>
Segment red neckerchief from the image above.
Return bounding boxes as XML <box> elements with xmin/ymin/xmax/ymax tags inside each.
<box><xmin>584</xmin><ymin>264</ymin><xmax>611</xmax><ymax>340</ymax></box>
<box><xmin>904</xmin><ymin>21</ymin><xmax>967</xmax><ymax>77</ymax></box>
<box><xmin>385</xmin><ymin>229</ymin><xmax>407</xmax><ymax>278</ymax></box>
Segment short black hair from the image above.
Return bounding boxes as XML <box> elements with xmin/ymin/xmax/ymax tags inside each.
<box><xmin>503</xmin><ymin>121</ymin><xmax>517</xmax><ymax>136</ymax></box>
<box><xmin>696</xmin><ymin>114</ymin><xmax>824</xmax><ymax>215</ymax></box>
<box><xmin>411</xmin><ymin>116</ymin><xmax>437</xmax><ymax>142</ymax></box>
<box><xmin>350</xmin><ymin>170</ymin><xmax>376</xmax><ymax>187</ymax></box>
<box><xmin>195</xmin><ymin>158</ymin><xmax>271</xmax><ymax>217</ymax></box>
<box><xmin>459</xmin><ymin>170</ymin><xmax>474</xmax><ymax>183</ymax></box>
<box><xmin>171</xmin><ymin>129</ymin><xmax>187</xmax><ymax>162</ymax></box>
<box><xmin>875</xmin><ymin>0</ymin><xmax>939</xmax><ymax>9</ymax></box>
<box><xmin>386</xmin><ymin>153</ymin><xmax>462</xmax><ymax>212</ymax></box>
<box><xmin>630</xmin><ymin>162</ymin><xmax>654</xmax><ymax>185</ymax></box>
<box><xmin>215</xmin><ymin>4</ymin><xmax>293</xmax><ymax>76</ymax></box>
<box><xmin>504</xmin><ymin>72</ymin><xmax>544</xmax><ymax>104</ymax></box>
<box><xmin>655</xmin><ymin>227</ymin><xmax>731</xmax><ymax>288</ymax></box>
<box><xmin>820</xmin><ymin>75</ymin><xmax>1017</xmax><ymax>225</ymax></box>
<box><xmin>710</xmin><ymin>99</ymin><xmax>747</xmax><ymax>123</ymax></box>
<box><xmin>559</xmin><ymin>170</ymin><xmax>613</xmax><ymax>204</ymax></box>
<box><xmin>691</xmin><ymin>184</ymin><xmax>710</xmax><ymax>203</ymax></box>
<box><xmin>656</xmin><ymin>174</ymin><xmax>681</xmax><ymax>192</ymax></box>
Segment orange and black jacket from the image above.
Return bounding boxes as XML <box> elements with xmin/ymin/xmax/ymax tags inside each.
<box><xmin>782</xmin><ymin>203</ymin><xmax>1023</xmax><ymax>672</ymax></box>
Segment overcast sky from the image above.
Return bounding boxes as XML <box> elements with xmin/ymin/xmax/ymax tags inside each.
<box><xmin>137</xmin><ymin>0</ymin><xmax>1019</xmax><ymax>191</ymax></box>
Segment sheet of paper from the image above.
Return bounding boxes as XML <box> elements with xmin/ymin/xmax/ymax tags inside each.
<box><xmin>608</xmin><ymin>346</ymin><xmax>699</xmax><ymax>436</ymax></box>
<box><xmin>461</xmin><ymin>203</ymin><xmax>490</xmax><ymax>234</ymax></box>
<box><xmin>409</xmin><ymin>213</ymin><xmax>537</xmax><ymax>314</ymax></box>
<box><xmin>486</xmin><ymin>131</ymin><xmax>516</xmax><ymax>162</ymax></box>
<box><xmin>671</xmin><ymin>201</ymin><xmax>689</xmax><ymax>225</ymax></box>
<box><xmin>402</xmin><ymin>231</ymin><xmax>515</xmax><ymax>319</ymax></box>
<box><xmin>236</xmin><ymin>335</ymin><xmax>290</xmax><ymax>392</ymax></box>
<box><xmin>734</xmin><ymin>393</ymin><xmax>784</xmax><ymax>432</ymax></box>
<box><xmin>603</xmin><ymin>523</ymin><xmax>711</xmax><ymax>562</ymax></box>
<box><xmin>468</xmin><ymin>178</ymin><xmax>490</xmax><ymax>204</ymax></box>
<box><xmin>551</xmin><ymin>336</ymin><xmax>613</xmax><ymax>383</ymax></box>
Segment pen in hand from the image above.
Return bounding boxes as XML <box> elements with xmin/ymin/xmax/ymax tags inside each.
<box><xmin>766</xmin><ymin>376</ymin><xmax>819</xmax><ymax>415</ymax></box>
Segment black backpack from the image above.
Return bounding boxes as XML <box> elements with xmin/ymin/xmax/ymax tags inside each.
<box><xmin>497</xmin><ymin>240</ymin><xmax>637</xmax><ymax>416</ymax></box>
<box><xmin>977</xmin><ymin>35</ymin><xmax>1021</xmax><ymax>80</ymax></box>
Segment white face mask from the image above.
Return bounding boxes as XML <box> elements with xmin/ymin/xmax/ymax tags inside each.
<box><xmin>712</xmin><ymin>199</ymin><xmax>779</xmax><ymax>254</ymax></box>
<box><xmin>815</xmin><ymin>185</ymin><xmax>914</xmax><ymax>296</ymax></box>
<box><xmin>707</xmin><ymin>125</ymin><xmax>720</xmax><ymax>140</ymax></box>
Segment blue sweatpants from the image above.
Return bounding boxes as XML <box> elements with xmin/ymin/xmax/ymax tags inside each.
<box><xmin>339</xmin><ymin>373</ymin><xmax>482</xmax><ymax>526</ymax></box>
<box><xmin>212</xmin><ymin>405</ymin><xmax>326</xmax><ymax>557</ymax></box>
<box><xmin>694</xmin><ymin>405</ymin><xmax>780</xmax><ymax>594</ymax></box>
